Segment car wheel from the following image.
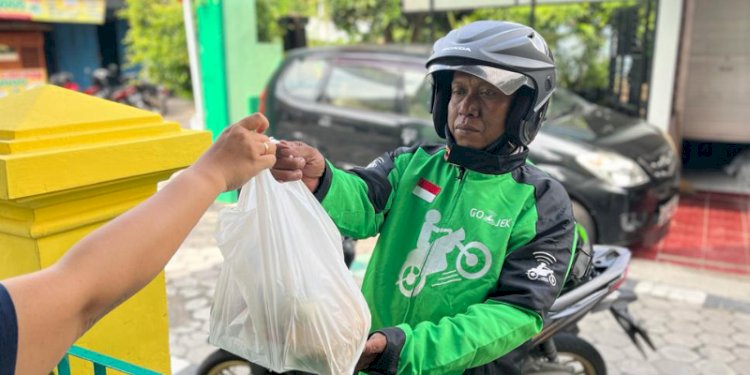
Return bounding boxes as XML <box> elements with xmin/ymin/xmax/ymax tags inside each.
<box><xmin>571</xmin><ymin>200</ymin><xmax>597</xmax><ymax>245</ymax></box>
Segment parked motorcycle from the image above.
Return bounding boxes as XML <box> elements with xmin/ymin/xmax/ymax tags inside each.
<box><xmin>82</xmin><ymin>66</ymin><xmax>170</xmax><ymax>115</ymax></box>
<box><xmin>197</xmin><ymin>243</ymin><xmax>652</xmax><ymax>375</ymax></box>
<box><xmin>120</xmin><ymin>73</ymin><xmax>171</xmax><ymax>115</ymax></box>
<box><xmin>521</xmin><ymin>244</ymin><xmax>654</xmax><ymax>374</ymax></box>
<box><xmin>48</xmin><ymin>71</ymin><xmax>80</xmax><ymax>92</ymax></box>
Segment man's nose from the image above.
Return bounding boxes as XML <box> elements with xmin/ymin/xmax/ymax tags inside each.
<box><xmin>459</xmin><ymin>92</ymin><xmax>479</xmax><ymax>116</ymax></box>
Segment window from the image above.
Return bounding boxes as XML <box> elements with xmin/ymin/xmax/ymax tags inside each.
<box><xmin>280</xmin><ymin>58</ymin><xmax>328</xmax><ymax>100</ymax></box>
<box><xmin>404</xmin><ymin>70</ymin><xmax>432</xmax><ymax>120</ymax></box>
<box><xmin>0</xmin><ymin>44</ymin><xmax>19</xmax><ymax>63</ymax></box>
<box><xmin>324</xmin><ymin>63</ymin><xmax>399</xmax><ymax>113</ymax></box>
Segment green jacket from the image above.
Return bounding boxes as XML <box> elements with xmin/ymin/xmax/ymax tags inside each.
<box><xmin>316</xmin><ymin>145</ymin><xmax>576</xmax><ymax>374</ymax></box>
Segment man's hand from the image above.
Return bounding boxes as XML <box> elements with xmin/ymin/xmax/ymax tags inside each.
<box><xmin>270</xmin><ymin>140</ymin><xmax>326</xmax><ymax>192</ymax></box>
<box><xmin>354</xmin><ymin>332</ymin><xmax>387</xmax><ymax>373</ymax></box>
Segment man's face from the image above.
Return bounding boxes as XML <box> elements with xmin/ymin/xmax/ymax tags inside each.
<box><xmin>447</xmin><ymin>71</ymin><xmax>514</xmax><ymax>150</ymax></box>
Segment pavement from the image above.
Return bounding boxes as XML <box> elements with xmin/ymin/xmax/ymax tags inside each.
<box><xmin>164</xmin><ymin>203</ymin><xmax>750</xmax><ymax>375</ymax></box>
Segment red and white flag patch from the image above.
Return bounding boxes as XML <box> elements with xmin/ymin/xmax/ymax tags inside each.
<box><xmin>412</xmin><ymin>178</ymin><xmax>441</xmax><ymax>203</ymax></box>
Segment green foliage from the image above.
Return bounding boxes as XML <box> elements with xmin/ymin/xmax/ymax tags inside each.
<box><xmin>256</xmin><ymin>0</ymin><xmax>318</xmax><ymax>42</ymax></box>
<box><xmin>459</xmin><ymin>1</ymin><xmax>636</xmax><ymax>94</ymax></box>
<box><xmin>118</xmin><ymin>0</ymin><xmax>191</xmax><ymax>97</ymax></box>
<box><xmin>327</xmin><ymin>0</ymin><xmax>461</xmax><ymax>44</ymax></box>
<box><xmin>318</xmin><ymin>0</ymin><xmax>640</xmax><ymax>96</ymax></box>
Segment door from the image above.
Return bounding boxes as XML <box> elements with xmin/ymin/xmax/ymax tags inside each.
<box><xmin>682</xmin><ymin>0</ymin><xmax>750</xmax><ymax>142</ymax></box>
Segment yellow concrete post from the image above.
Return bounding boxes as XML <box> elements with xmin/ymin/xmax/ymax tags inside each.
<box><xmin>0</xmin><ymin>85</ymin><xmax>212</xmax><ymax>374</ymax></box>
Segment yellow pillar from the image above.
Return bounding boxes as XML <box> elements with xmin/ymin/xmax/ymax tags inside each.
<box><xmin>0</xmin><ymin>85</ymin><xmax>212</xmax><ymax>373</ymax></box>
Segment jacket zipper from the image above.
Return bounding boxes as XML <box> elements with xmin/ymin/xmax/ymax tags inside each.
<box><xmin>457</xmin><ymin>166</ymin><xmax>466</xmax><ymax>181</ymax></box>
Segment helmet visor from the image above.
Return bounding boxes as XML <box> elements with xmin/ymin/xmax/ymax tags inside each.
<box><xmin>428</xmin><ymin>64</ymin><xmax>534</xmax><ymax>96</ymax></box>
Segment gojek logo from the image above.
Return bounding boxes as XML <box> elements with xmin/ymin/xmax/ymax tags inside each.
<box><xmin>470</xmin><ymin>208</ymin><xmax>511</xmax><ymax>228</ymax></box>
<box><xmin>526</xmin><ymin>251</ymin><xmax>558</xmax><ymax>286</ymax></box>
<box><xmin>396</xmin><ymin>209</ymin><xmax>492</xmax><ymax>297</ymax></box>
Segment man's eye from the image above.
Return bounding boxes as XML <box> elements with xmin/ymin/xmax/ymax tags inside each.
<box><xmin>451</xmin><ymin>88</ymin><xmax>466</xmax><ymax>95</ymax></box>
<box><xmin>480</xmin><ymin>88</ymin><xmax>498</xmax><ymax>97</ymax></box>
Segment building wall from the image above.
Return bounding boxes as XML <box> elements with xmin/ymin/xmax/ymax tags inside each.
<box><xmin>646</xmin><ymin>0</ymin><xmax>683</xmax><ymax>132</ymax></box>
<box><xmin>50</xmin><ymin>23</ymin><xmax>100</xmax><ymax>88</ymax></box>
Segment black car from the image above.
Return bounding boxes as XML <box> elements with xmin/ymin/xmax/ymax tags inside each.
<box><xmin>261</xmin><ymin>46</ymin><xmax>680</xmax><ymax>247</ymax></box>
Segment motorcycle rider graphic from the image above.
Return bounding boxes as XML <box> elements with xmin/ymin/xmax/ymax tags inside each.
<box><xmin>398</xmin><ymin>209</ymin><xmax>492</xmax><ymax>297</ymax></box>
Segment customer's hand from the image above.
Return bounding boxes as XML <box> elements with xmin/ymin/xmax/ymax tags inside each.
<box><xmin>354</xmin><ymin>332</ymin><xmax>387</xmax><ymax>373</ymax></box>
<box><xmin>270</xmin><ymin>140</ymin><xmax>326</xmax><ymax>192</ymax></box>
<box><xmin>192</xmin><ymin>113</ymin><xmax>276</xmax><ymax>192</ymax></box>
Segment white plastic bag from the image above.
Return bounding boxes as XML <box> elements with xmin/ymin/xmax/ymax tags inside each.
<box><xmin>208</xmin><ymin>169</ymin><xmax>371</xmax><ymax>375</ymax></box>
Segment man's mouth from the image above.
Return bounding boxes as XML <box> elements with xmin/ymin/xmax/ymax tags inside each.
<box><xmin>455</xmin><ymin>122</ymin><xmax>479</xmax><ymax>133</ymax></box>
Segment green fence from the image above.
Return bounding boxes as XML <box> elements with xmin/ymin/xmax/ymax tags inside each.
<box><xmin>57</xmin><ymin>346</ymin><xmax>161</xmax><ymax>375</ymax></box>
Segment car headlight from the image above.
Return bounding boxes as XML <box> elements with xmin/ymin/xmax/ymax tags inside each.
<box><xmin>576</xmin><ymin>151</ymin><xmax>649</xmax><ymax>187</ymax></box>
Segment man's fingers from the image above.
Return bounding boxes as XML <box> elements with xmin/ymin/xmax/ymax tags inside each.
<box><xmin>273</xmin><ymin>155</ymin><xmax>306</xmax><ymax>170</ymax></box>
<box><xmin>270</xmin><ymin>168</ymin><xmax>303</xmax><ymax>182</ymax></box>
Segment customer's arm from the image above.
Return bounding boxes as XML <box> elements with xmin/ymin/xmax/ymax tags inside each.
<box><xmin>2</xmin><ymin>114</ymin><xmax>275</xmax><ymax>375</ymax></box>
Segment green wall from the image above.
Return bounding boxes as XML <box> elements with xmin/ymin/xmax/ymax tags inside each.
<box><xmin>223</xmin><ymin>0</ymin><xmax>283</xmax><ymax>123</ymax></box>
<box><xmin>196</xmin><ymin>0</ymin><xmax>229</xmax><ymax>141</ymax></box>
<box><xmin>195</xmin><ymin>0</ymin><xmax>283</xmax><ymax>202</ymax></box>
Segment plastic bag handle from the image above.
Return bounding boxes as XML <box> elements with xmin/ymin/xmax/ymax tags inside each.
<box><xmin>236</xmin><ymin>139</ymin><xmax>279</xmax><ymax>211</ymax></box>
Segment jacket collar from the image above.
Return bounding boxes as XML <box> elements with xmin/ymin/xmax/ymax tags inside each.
<box><xmin>444</xmin><ymin>128</ymin><xmax>528</xmax><ymax>174</ymax></box>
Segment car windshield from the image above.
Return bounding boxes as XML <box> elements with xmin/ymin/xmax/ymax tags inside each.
<box><xmin>324</xmin><ymin>62</ymin><xmax>401</xmax><ymax>113</ymax></box>
<box><xmin>543</xmin><ymin>88</ymin><xmax>615</xmax><ymax>142</ymax></box>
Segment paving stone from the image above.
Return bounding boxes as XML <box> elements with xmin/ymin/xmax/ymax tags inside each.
<box><xmin>617</xmin><ymin>358</ymin><xmax>660</xmax><ymax>375</ymax></box>
<box><xmin>669</xmin><ymin>309</ymin><xmax>704</xmax><ymax>322</ymax></box>
<box><xmin>731</xmin><ymin>312</ymin><xmax>750</xmax><ymax>326</ymax></box>
<box><xmin>731</xmin><ymin>347</ymin><xmax>750</xmax><ymax>360</ymax></box>
<box><xmin>172</xmin><ymin>325</ymin><xmax>195</xmax><ymax>334</ymax></box>
<box><xmin>698</xmin><ymin>332</ymin><xmax>736</xmax><ymax>348</ymax></box>
<box><xmin>659</xmin><ymin>345</ymin><xmax>700</xmax><ymax>363</ymax></box>
<box><xmin>170</xmin><ymin>343</ymin><xmax>187</xmax><ymax>358</ymax></box>
<box><xmin>180</xmin><ymin>287</ymin><xmax>202</xmax><ymax>298</ymax></box>
<box><xmin>185</xmin><ymin>298</ymin><xmax>208</xmax><ymax>311</ymax></box>
<box><xmin>587</xmin><ymin>330</ymin><xmax>633</xmax><ymax>347</ymax></box>
<box><xmin>647</xmin><ymin>333</ymin><xmax>667</xmax><ymax>349</ymax></box>
<box><xmin>700</xmin><ymin>319</ymin><xmax>736</xmax><ymax>335</ymax></box>
<box><xmin>731</xmin><ymin>333</ymin><xmax>750</xmax><ymax>346</ymax></box>
<box><xmin>667</xmin><ymin>320</ymin><xmax>703</xmax><ymax>334</ymax></box>
<box><xmin>696</xmin><ymin>359</ymin><xmax>737</xmax><ymax>375</ymax></box>
<box><xmin>698</xmin><ymin>346</ymin><xmax>737</xmax><ymax>362</ymax></box>
<box><xmin>730</xmin><ymin>360</ymin><xmax>750</xmax><ymax>375</ymax></box>
<box><xmin>652</xmin><ymin>359</ymin><xmax>700</xmax><ymax>375</ymax></box>
<box><xmin>662</xmin><ymin>333</ymin><xmax>702</xmax><ymax>349</ymax></box>
<box><xmin>194</xmin><ymin>307</ymin><xmax>211</xmax><ymax>321</ymax></box>
<box><xmin>645</xmin><ymin>322</ymin><xmax>670</xmax><ymax>334</ymax></box>
<box><xmin>593</xmin><ymin>343</ymin><xmax>627</xmax><ymax>362</ymax></box>
<box><xmin>635</xmin><ymin>296</ymin><xmax>674</xmax><ymax>311</ymax></box>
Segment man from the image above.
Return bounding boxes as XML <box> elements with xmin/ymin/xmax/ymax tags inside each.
<box><xmin>0</xmin><ymin>115</ymin><xmax>276</xmax><ymax>375</ymax></box>
<box><xmin>272</xmin><ymin>21</ymin><xmax>576</xmax><ymax>374</ymax></box>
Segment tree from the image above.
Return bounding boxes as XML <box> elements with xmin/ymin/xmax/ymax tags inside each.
<box><xmin>327</xmin><ymin>0</ymin><xmax>463</xmax><ymax>44</ymax></box>
<box><xmin>455</xmin><ymin>2</ymin><xmax>636</xmax><ymax>96</ymax></box>
<box><xmin>256</xmin><ymin>0</ymin><xmax>318</xmax><ymax>42</ymax></box>
<box><xmin>322</xmin><ymin>1</ymin><xmax>638</xmax><ymax>99</ymax></box>
<box><xmin>118</xmin><ymin>0</ymin><xmax>191</xmax><ymax>97</ymax></box>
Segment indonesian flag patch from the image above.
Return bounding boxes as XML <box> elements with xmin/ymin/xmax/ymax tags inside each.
<box><xmin>412</xmin><ymin>177</ymin><xmax>441</xmax><ymax>203</ymax></box>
